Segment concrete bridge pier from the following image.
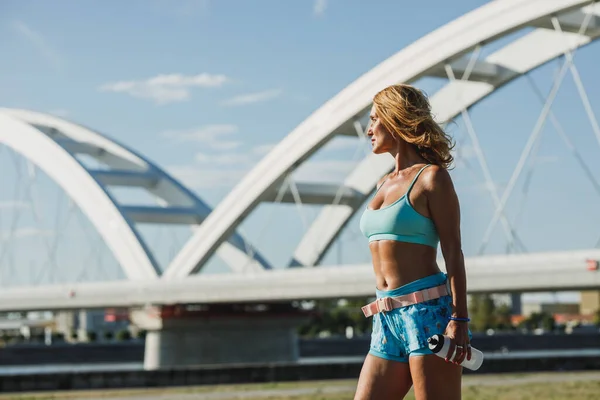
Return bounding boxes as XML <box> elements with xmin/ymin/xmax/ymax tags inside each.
<box><xmin>130</xmin><ymin>304</ymin><xmax>307</xmax><ymax>370</ymax></box>
<box><xmin>510</xmin><ymin>293</ymin><xmax>522</xmax><ymax>315</ymax></box>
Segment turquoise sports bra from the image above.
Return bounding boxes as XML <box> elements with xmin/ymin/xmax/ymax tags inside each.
<box><xmin>359</xmin><ymin>164</ymin><xmax>439</xmax><ymax>248</ymax></box>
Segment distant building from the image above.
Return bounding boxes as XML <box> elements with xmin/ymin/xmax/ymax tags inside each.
<box><xmin>55</xmin><ymin>309</ymin><xmax>130</xmax><ymax>342</ymax></box>
<box><xmin>521</xmin><ymin>301</ymin><xmax>580</xmax><ymax>317</ymax></box>
<box><xmin>580</xmin><ymin>290</ymin><xmax>600</xmax><ymax>316</ymax></box>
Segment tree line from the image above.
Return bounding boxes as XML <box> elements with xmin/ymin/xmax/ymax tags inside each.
<box><xmin>297</xmin><ymin>294</ymin><xmax>598</xmax><ymax>337</ymax></box>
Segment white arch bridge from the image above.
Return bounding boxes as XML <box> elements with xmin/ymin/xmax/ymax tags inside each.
<box><xmin>1</xmin><ymin>0</ymin><xmax>600</xmax><ymax>368</ymax></box>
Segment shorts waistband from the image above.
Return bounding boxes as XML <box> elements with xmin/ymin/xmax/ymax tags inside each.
<box><xmin>375</xmin><ymin>272</ymin><xmax>447</xmax><ymax>299</ymax></box>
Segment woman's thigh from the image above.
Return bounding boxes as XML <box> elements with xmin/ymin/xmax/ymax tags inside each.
<box><xmin>409</xmin><ymin>354</ymin><xmax>462</xmax><ymax>400</ymax></box>
<box><xmin>354</xmin><ymin>354</ymin><xmax>413</xmax><ymax>400</ymax></box>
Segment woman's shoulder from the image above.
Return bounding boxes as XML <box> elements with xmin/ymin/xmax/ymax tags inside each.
<box><xmin>421</xmin><ymin>164</ymin><xmax>455</xmax><ymax>193</ymax></box>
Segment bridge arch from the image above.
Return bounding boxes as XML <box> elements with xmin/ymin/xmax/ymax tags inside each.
<box><xmin>0</xmin><ymin>109</ymin><xmax>271</xmax><ymax>281</ymax></box>
<box><xmin>159</xmin><ymin>0</ymin><xmax>600</xmax><ymax>278</ymax></box>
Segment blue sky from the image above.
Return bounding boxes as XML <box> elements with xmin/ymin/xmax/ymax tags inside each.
<box><xmin>1</xmin><ymin>0</ymin><xmax>600</xmax><ymax>303</ymax></box>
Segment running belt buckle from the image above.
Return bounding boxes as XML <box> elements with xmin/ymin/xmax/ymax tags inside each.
<box><xmin>376</xmin><ymin>297</ymin><xmax>393</xmax><ymax>313</ymax></box>
<box><xmin>361</xmin><ymin>297</ymin><xmax>392</xmax><ymax>318</ymax></box>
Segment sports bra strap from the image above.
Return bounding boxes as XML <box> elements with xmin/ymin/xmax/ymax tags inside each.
<box><xmin>374</xmin><ymin>172</ymin><xmax>391</xmax><ymax>193</ymax></box>
<box><xmin>406</xmin><ymin>164</ymin><xmax>431</xmax><ymax>197</ymax></box>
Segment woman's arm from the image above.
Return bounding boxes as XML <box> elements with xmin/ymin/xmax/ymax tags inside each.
<box><xmin>424</xmin><ymin>166</ymin><xmax>470</xmax><ymax>364</ymax></box>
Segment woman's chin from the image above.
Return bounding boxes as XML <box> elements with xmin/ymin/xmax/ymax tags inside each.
<box><xmin>371</xmin><ymin>145</ymin><xmax>385</xmax><ymax>154</ymax></box>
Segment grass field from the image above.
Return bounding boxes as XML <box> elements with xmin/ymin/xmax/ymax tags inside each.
<box><xmin>0</xmin><ymin>371</ymin><xmax>598</xmax><ymax>399</ymax></box>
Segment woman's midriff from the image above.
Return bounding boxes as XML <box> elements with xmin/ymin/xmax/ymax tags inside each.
<box><xmin>369</xmin><ymin>240</ymin><xmax>440</xmax><ymax>290</ymax></box>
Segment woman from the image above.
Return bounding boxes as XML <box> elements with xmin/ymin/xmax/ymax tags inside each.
<box><xmin>354</xmin><ymin>84</ymin><xmax>470</xmax><ymax>399</ymax></box>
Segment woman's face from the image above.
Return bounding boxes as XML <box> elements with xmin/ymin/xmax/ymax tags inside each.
<box><xmin>367</xmin><ymin>105</ymin><xmax>396</xmax><ymax>154</ymax></box>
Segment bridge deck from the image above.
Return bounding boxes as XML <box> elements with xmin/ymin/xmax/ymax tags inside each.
<box><xmin>0</xmin><ymin>249</ymin><xmax>598</xmax><ymax>312</ymax></box>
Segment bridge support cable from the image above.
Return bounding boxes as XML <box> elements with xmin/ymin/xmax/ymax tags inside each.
<box><xmin>552</xmin><ymin>12</ymin><xmax>600</xmax><ymax>247</ymax></box>
<box><xmin>478</xmin><ymin>13</ymin><xmax>595</xmax><ymax>254</ymax></box>
<box><xmin>33</xmin><ymin>189</ymin><xmax>73</xmax><ymax>284</ymax></box>
<box><xmin>20</xmin><ymin>160</ymin><xmax>105</xmax><ymax>284</ymax></box>
<box><xmin>238</xmin><ymin>174</ymin><xmax>292</xmax><ymax>272</ymax></box>
<box><xmin>0</xmin><ymin>153</ymin><xmax>30</xmax><ymax>286</ymax></box>
<box><xmin>478</xmin><ymin>59</ymin><xmax>569</xmax><ymax>254</ymax></box>
<box><xmin>525</xmin><ymin>75</ymin><xmax>600</xmax><ymax>198</ymax></box>
<box><xmin>0</xmin><ymin>152</ymin><xmax>61</xmax><ymax>285</ymax></box>
<box><xmin>72</xmin><ymin>204</ymin><xmax>109</xmax><ymax>282</ymax></box>
<box><xmin>444</xmin><ymin>53</ymin><xmax>526</xmax><ymax>254</ymax></box>
<box><xmin>480</xmin><ymin>11</ymin><xmax>598</xmax><ymax>254</ymax></box>
<box><xmin>20</xmin><ymin>160</ymin><xmax>67</xmax><ymax>283</ymax></box>
<box><xmin>509</xmin><ymin>115</ymin><xmax>543</xmax><ymax>244</ymax></box>
<box><xmin>288</xmin><ymin>179</ymin><xmax>309</xmax><ymax>233</ymax></box>
<box><xmin>552</xmin><ymin>15</ymin><xmax>600</xmax><ymax>150</ymax></box>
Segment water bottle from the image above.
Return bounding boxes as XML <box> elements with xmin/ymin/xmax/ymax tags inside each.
<box><xmin>427</xmin><ymin>334</ymin><xmax>484</xmax><ymax>371</ymax></box>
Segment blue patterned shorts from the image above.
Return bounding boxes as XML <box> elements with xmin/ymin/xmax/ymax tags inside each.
<box><xmin>368</xmin><ymin>272</ymin><xmax>454</xmax><ymax>363</ymax></box>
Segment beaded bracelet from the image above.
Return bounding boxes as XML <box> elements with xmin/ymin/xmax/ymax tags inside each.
<box><xmin>449</xmin><ymin>316</ymin><xmax>470</xmax><ymax>322</ymax></box>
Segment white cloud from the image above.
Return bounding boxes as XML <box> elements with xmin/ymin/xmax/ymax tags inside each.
<box><xmin>166</xmin><ymin>146</ymin><xmax>361</xmax><ymax>199</ymax></box>
<box><xmin>12</xmin><ymin>20</ymin><xmax>63</xmax><ymax>70</ymax></box>
<box><xmin>313</xmin><ymin>0</ymin><xmax>327</xmax><ymax>17</ymax></box>
<box><xmin>166</xmin><ymin>140</ymin><xmax>278</xmax><ymax>189</ymax></box>
<box><xmin>162</xmin><ymin>122</ymin><xmax>356</xmax><ymax>193</ymax></box>
<box><xmin>161</xmin><ymin>124</ymin><xmax>278</xmax><ymax>158</ymax></box>
<box><xmin>99</xmin><ymin>73</ymin><xmax>228</xmax><ymax>105</ymax></box>
<box><xmin>210</xmin><ymin>141</ymin><xmax>243</xmax><ymax>151</ymax></box>
<box><xmin>221</xmin><ymin>89</ymin><xmax>282</xmax><ymax>107</ymax></box>
<box><xmin>161</xmin><ymin>124</ymin><xmax>241</xmax><ymax>150</ymax></box>
<box><xmin>162</xmin><ymin>124</ymin><xmax>237</xmax><ymax>141</ymax></box>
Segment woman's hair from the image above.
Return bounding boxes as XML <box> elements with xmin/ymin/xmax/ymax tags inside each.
<box><xmin>373</xmin><ymin>84</ymin><xmax>454</xmax><ymax>169</ymax></box>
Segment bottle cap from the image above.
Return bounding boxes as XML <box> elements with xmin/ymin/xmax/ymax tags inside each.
<box><xmin>427</xmin><ymin>334</ymin><xmax>444</xmax><ymax>353</ymax></box>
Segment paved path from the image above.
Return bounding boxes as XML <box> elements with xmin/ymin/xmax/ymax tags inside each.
<box><xmin>83</xmin><ymin>384</ymin><xmax>353</xmax><ymax>400</ymax></box>
<box><xmin>5</xmin><ymin>371</ymin><xmax>600</xmax><ymax>400</ymax></box>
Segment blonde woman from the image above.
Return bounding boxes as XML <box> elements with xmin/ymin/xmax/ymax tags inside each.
<box><xmin>355</xmin><ymin>84</ymin><xmax>471</xmax><ymax>400</ymax></box>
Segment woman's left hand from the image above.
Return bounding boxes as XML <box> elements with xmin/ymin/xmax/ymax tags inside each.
<box><xmin>443</xmin><ymin>320</ymin><xmax>471</xmax><ymax>365</ymax></box>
